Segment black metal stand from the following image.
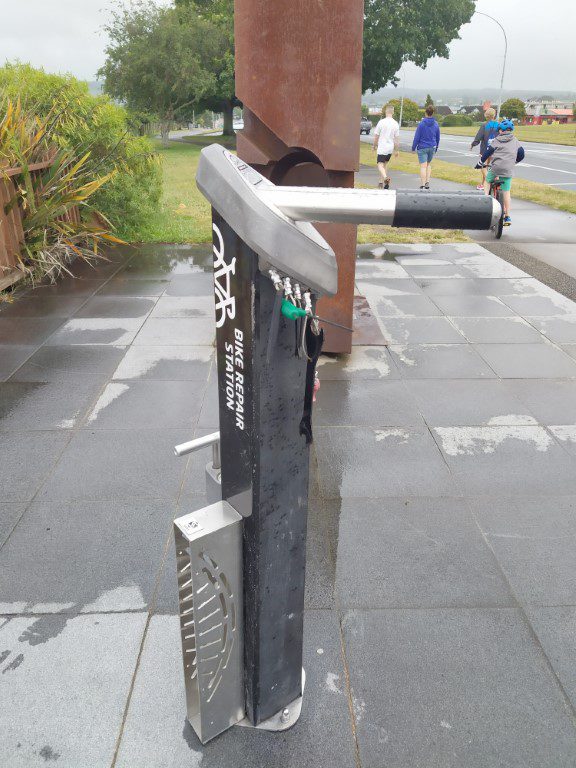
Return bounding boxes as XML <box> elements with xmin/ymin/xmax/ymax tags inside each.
<box><xmin>212</xmin><ymin>211</ymin><xmax>310</xmax><ymax>725</ymax></box>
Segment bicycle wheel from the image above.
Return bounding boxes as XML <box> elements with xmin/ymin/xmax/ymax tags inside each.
<box><xmin>493</xmin><ymin>188</ymin><xmax>504</xmax><ymax>240</ymax></box>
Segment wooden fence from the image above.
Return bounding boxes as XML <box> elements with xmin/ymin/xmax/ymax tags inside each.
<box><xmin>0</xmin><ymin>159</ymin><xmax>54</xmax><ymax>291</ymax></box>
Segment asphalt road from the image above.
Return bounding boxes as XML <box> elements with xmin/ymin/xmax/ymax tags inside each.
<box><xmin>362</xmin><ymin>129</ymin><xmax>576</xmax><ymax>190</ymax></box>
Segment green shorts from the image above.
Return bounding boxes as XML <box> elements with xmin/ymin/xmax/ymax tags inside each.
<box><xmin>487</xmin><ymin>169</ymin><xmax>512</xmax><ymax>192</ymax></box>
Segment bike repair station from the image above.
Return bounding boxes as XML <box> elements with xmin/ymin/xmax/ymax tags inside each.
<box><xmin>171</xmin><ymin>144</ymin><xmax>501</xmax><ymax>744</ymax></box>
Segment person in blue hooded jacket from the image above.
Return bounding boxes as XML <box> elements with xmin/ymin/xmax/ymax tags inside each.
<box><xmin>412</xmin><ymin>105</ymin><xmax>440</xmax><ymax>190</ymax></box>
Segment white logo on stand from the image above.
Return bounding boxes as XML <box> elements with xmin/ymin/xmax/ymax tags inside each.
<box><xmin>213</xmin><ymin>223</ymin><xmax>236</xmax><ymax>328</ymax></box>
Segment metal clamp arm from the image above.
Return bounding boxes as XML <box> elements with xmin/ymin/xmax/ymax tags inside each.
<box><xmin>174</xmin><ymin>431</ymin><xmax>221</xmax><ymax>470</ymax></box>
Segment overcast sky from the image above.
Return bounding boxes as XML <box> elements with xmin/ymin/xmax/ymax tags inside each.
<box><xmin>1</xmin><ymin>0</ymin><xmax>574</xmax><ymax>92</ymax></box>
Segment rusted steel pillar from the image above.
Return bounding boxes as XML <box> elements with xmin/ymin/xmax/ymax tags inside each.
<box><xmin>235</xmin><ymin>0</ymin><xmax>364</xmax><ymax>353</ymax></box>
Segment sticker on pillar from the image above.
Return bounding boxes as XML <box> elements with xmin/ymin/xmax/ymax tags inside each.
<box><xmin>213</xmin><ymin>223</ymin><xmax>236</xmax><ymax>328</ymax></box>
<box><xmin>179</xmin><ymin>514</ymin><xmax>203</xmax><ymax>537</ymax></box>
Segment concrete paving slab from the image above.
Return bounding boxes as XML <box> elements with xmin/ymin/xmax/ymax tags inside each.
<box><xmin>0</xmin><ymin>317</ymin><xmax>64</xmax><ymax>346</ymax></box>
<box><xmin>449</xmin><ymin>317</ymin><xmax>547</xmax><ymax>344</ymax></box>
<box><xmin>427</xmin><ymin>294</ymin><xmax>516</xmax><ymax>317</ymax></box>
<box><xmin>197</xmin><ymin>373</ymin><xmax>219</xmax><ymax>429</ymax></box>
<box><xmin>133</xmin><ymin>317</ymin><xmax>215</xmax><ymax>346</ymax></box>
<box><xmin>22</xmin><ymin>278</ymin><xmax>105</xmax><ymax>298</ymax></box>
<box><xmin>75</xmin><ymin>296</ymin><xmax>157</xmax><ymax>318</ymax></box>
<box><xmin>457</xmin><ymin>261</ymin><xmax>531</xmax><ymax>279</ymax></box>
<box><xmin>38</xmin><ymin>428</ymin><xmax>190</xmax><ymax>502</ymax></box>
<box><xmin>112</xmin><ymin>345</ymin><xmax>214</xmax><ymax>381</ymax></box>
<box><xmin>549</xmin><ymin>425</ymin><xmax>576</xmax><ymax>457</ymax></box>
<box><xmin>97</xmin><ymin>277</ymin><xmax>170</xmax><ymax>297</ymax></box>
<box><xmin>367</xmin><ymin>293</ymin><xmax>443</xmax><ymax>317</ymax></box>
<box><xmin>0</xmin><ymin>612</ymin><xmax>147</xmax><ymax>768</ymax></box>
<box><xmin>564</xmin><ymin>345</ymin><xmax>576</xmax><ymax>360</ymax></box>
<box><xmin>0</xmin><ymin>345</ymin><xmax>36</xmax><ymax>381</ymax></box>
<box><xmin>0</xmin><ymin>499</ymin><xmax>175</xmax><ymax>613</ymax></box>
<box><xmin>342</xmin><ymin>608</ymin><xmax>576</xmax><ymax>768</ymax></box>
<box><xmin>115</xmin><ymin>612</ymin><xmax>356</xmax><ymax>768</ymax></box>
<box><xmin>355</xmin><ymin>261</ymin><xmax>409</xmax><ymax>279</ymax></box>
<box><xmin>501</xmin><ymin>293</ymin><xmax>576</xmax><ymax>316</ymax></box>
<box><xmin>0</xmin><ymin>295</ymin><xmax>88</xmax><ymax>318</ymax></box>
<box><xmin>526</xmin><ymin>607</ymin><xmax>576</xmax><ymax>711</ymax></box>
<box><xmin>316</xmin><ymin>347</ymin><xmax>399</xmax><ymax>380</ymax></box>
<box><xmin>0</xmin><ymin>377</ymin><xmax>105</xmax><ymax>430</ymax></box>
<box><xmin>508</xmin><ymin>379</ymin><xmax>576</xmax><ymax>424</ymax></box>
<box><xmin>525</xmin><ymin>316</ymin><xmax>576</xmax><ymax>343</ymax></box>
<box><xmin>84</xmin><ymin>379</ymin><xmax>205</xmax><ymax>430</ymax></box>
<box><xmin>10</xmin><ymin>344</ymin><xmax>126</xmax><ymax>382</ymax></box>
<box><xmin>476</xmin><ymin>342</ymin><xmax>576</xmax><ymax>378</ymax></box>
<box><xmin>0</xmin><ymin>503</ymin><xmax>26</xmax><ymax>548</ymax></box>
<box><xmin>433</xmin><ymin>425</ymin><xmax>576</xmax><ymax>497</ymax></box>
<box><xmin>149</xmin><ymin>296</ymin><xmax>215</xmax><ymax>318</ymax></box>
<box><xmin>305</xmin><ymin>499</ymin><xmax>337</xmax><ymax>609</ymax></box>
<box><xmin>415</xmin><ymin>278</ymin><xmax>487</xmax><ymax>296</ymax></box>
<box><xmin>471</xmin><ymin>496</ymin><xmax>576</xmax><ymax>606</ymax></box>
<box><xmin>418</xmin><ymin>277</ymin><xmax>553</xmax><ymax>298</ymax></box>
<box><xmin>377</xmin><ymin>316</ymin><xmax>466</xmax><ymax>343</ymax></box>
<box><xmin>121</xmin><ymin>250</ymin><xmax>210</xmax><ymax>279</ymax></box>
<box><xmin>407</xmin><ymin>379</ymin><xmax>537</xmax><ymax>427</ymax></box>
<box><xmin>401</xmin><ymin>264</ymin><xmax>477</xmax><ymax>279</ymax></box>
<box><xmin>389</xmin><ymin>343</ymin><xmax>496</xmax><ymax>379</ymax></box>
<box><xmin>335</xmin><ymin>498</ymin><xmax>512</xmax><ymax>609</ymax></box>
<box><xmin>356</xmin><ymin>277</ymin><xmax>424</xmax><ymax>295</ymax></box>
<box><xmin>45</xmin><ymin>318</ymin><xmax>145</xmax><ymax>346</ymax></box>
<box><xmin>164</xmin><ymin>273</ymin><xmax>215</xmax><ymax>297</ymax></box>
<box><xmin>315</xmin><ymin>425</ymin><xmax>457</xmax><ymax>498</ymax></box>
<box><xmin>313</xmin><ymin>380</ymin><xmax>424</xmax><ymax>427</ymax></box>
<box><xmin>0</xmin><ymin>431</ymin><xmax>69</xmax><ymax>502</ymax></box>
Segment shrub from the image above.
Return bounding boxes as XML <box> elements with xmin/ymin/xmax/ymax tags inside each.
<box><xmin>441</xmin><ymin>114</ymin><xmax>474</xmax><ymax>127</ymax></box>
<box><xmin>1</xmin><ymin>99</ymin><xmax>122</xmax><ymax>283</ymax></box>
<box><xmin>0</xmin><ymin>63</ymin><xmax>160</xmax><ymax>239</ymax></box>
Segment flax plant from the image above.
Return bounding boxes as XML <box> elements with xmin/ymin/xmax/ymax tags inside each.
<box><xmin>1</xmin><ymin>99</ymin><xmax>123</xmax><ymax>283</ymax></box>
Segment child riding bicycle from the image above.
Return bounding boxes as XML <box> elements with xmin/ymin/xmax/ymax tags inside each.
<box><xmin>475</xmin><ymin>119</ymin><xmax>525</xmax><ymax>227</ymax></box>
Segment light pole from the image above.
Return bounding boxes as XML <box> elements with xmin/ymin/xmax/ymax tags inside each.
<box><xmin>474</xmin><ymin>12</ymin><xmax>508</xmax><ymax>119</ymax></box>
<box><xmin>398</xmin><ymin>69</ymin><xmax>406</xmax><ymax>129</ymax></box>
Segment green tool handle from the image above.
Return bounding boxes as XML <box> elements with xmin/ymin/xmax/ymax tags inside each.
<box><xmin>281</xmin><ymin>299</ymin><xmax>307</xmax><ymax>321</ymax></box>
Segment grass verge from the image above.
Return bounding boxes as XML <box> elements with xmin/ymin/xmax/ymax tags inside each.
<box><xmin>430</xmin><ymin>123</ymin><xmax>576</xmax><ymax>147</ymax></box>
<box><xmin>140</xmin><ymin>135</ymin><xmax>469</xmax><ymax>244</ymax></box>
<box><xmin>133</xmin><ymin>136</ymin><xmax>235</xmax><ymax>243</ymax></box>
<box><xmin>359</xmin><ymin>143</ymin><xmax>576</xmax><ymax>216</ymax></box>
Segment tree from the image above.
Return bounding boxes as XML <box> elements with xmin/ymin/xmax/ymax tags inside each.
<box><xmin>363</xmin><ymin>0</ymin><xmax>476</xmax><ymax>91</ymax></box>
<box><xmin>99</xmin><ymin>2</ymin><xmax>225</xmax><ymax>145</ymax></box>
<box><xmin>387</xmin><ymin>97</ymin><xmax>420</xmax><ymax>123</ymax></box>
<box><xmin>500</xmin><ymin>98</ymin><xmax>526</xmax><ymax>121</ymax></box>
<box><xmin>361</xmin><ymin>104</ymin><xmax>370</xmax><ymax>117</ymax></box>
<box><xmin>176</xmin><ymin>0</ymin><xmax>236</xmax><ymax>135</ymax></box>
<box><xmin>425</xmin><ymin>94</ymin><xmax>434</xmax><ymax>107</ymax></box>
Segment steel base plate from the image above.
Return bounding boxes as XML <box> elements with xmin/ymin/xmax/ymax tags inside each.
<box><xmin>235</xmin><ymin>670</ymin><xmax>306</xmax><ymax>732</ymax></box>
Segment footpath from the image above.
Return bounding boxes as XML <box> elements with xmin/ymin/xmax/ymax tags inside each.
<box><xmin>2</xmin><ymin>236</ymin><xmax>576</xmax><ymax>765</ymax></box>
<box><xmin>358</xmin><ymin>165</ymin><xmax>576</xmax><ymax>296</ymax></box>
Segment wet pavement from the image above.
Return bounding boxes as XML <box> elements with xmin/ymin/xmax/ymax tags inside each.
<box><xmin>3</xmin><ymin>242</ymin><xmax>576</xmax><ymax>766</ymax></box>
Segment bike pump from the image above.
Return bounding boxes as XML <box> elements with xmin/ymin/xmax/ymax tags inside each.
<box><xmin>172</xmin><ymin>145</ymin><xmax>502</xmax><ymax>744</ymax></box>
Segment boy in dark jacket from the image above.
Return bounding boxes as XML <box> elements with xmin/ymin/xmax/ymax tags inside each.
<box><xmin>471</xmin><ymin>107</ymin><xmax>500</xmax><ymax>189</ymax></box>
<box><xmin>412</xmin><ymin>106</ymin><xmax>440</xmax><ymax>190</ymax></box>
<box><xmin>478</xmin><ymin>119</ymin><xmax>525</xmax><ymax>226</ymax></box>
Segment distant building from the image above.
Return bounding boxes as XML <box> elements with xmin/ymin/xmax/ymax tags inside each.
<box><xmin>458</xmin><ymin>105</ymin><xmax>482</xmax><ymax>115</ymax></box>
<box><xmin>433</xmin><ymin>106</ymin><xmax>453</xmax><ymax>116</ymax></box>
<box><xmin>458</xmin><ymin>100</ymin><xmax>492</xmax><ymax>116</ymax></box>
<box><xmin>524</xmin><ymin>98</ymin><xmax>575</xmax><ymax>124</ymax></box>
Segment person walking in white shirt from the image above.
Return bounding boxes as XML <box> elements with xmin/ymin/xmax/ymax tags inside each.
<box><xmin>372</xmin><ymin>105</ymin><xmax>400</xmax><ymax>189</ymax></box>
